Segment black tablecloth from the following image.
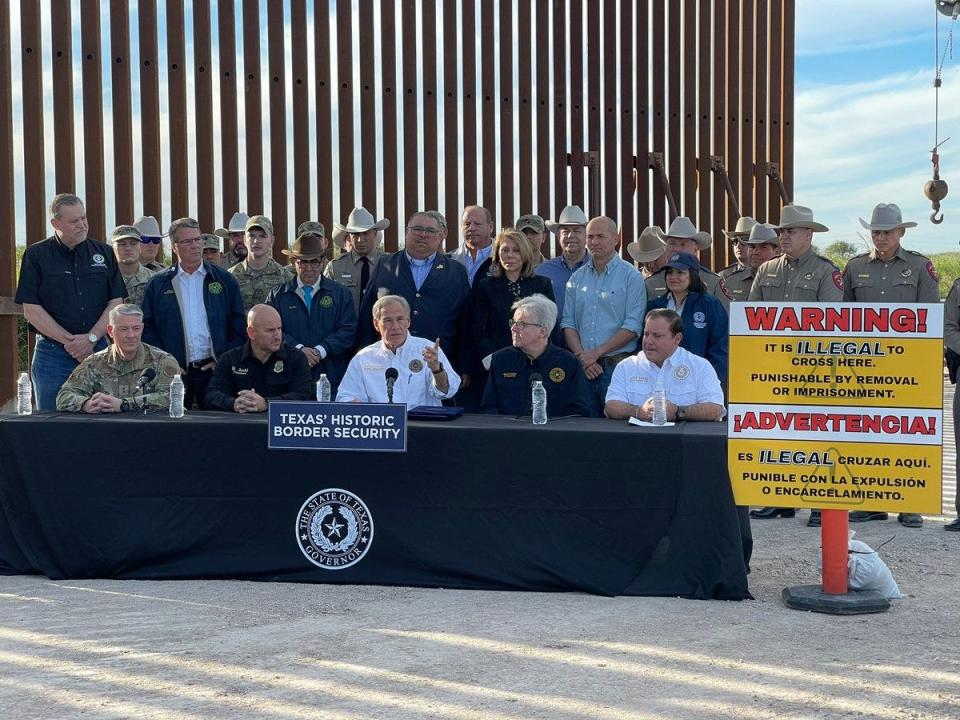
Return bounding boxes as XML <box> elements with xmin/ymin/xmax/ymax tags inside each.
<box><xmin>0</xmin><ymin>413</ymin><xmax>749</xmax><ymax>599</ymax></box>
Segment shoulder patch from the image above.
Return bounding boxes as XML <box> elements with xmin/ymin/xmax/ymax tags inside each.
<box><xmin>833</xmin><ymin>270</ymin><xmax>843</xmax><ymax>290</ymax></box>
<box><xmin>718</xmin><ymin>278</ymin><xmax>731</xmax><ymax>299</ymax></box>
<box><xmin>926</xmin><ymin>261</ymin><xmax>939</xmax><ymax>281</ymax></box>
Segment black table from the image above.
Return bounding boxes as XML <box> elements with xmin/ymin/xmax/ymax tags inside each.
<box><xmin>0</xmin><ymin>413</ymin><xmax>749</xmax><ymax>599</ymax></box>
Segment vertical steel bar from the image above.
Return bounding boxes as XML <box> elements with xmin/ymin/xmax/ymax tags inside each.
<box><xmin>769</xmin><ymin>0</ymin><xmax>784</xmax><ymax>219</ymax></box>
<box><xmin>551</xmin><ymin>0</ymin><xmax>567</xmax><ymax>241</ymax></box>
<box><xmin>402</xmin><ymin>0</ymin><xmax>419</xmax><ymax>222</ymax></box>
<box><xmin>619</xmin><ymin>0</ymin><xmax>634</xmax><ymax>245</ymax></box>
<box><xmin>358</xmin><ymin>0</ymin><xmax>377</xmax><ymax>212</ymax></box>
<box><xmin>80</xmin><ymin>0</ymin><xmax>106</xmax><ymax>238</ymax></box>
<box><xmin>481</xmin><ymin>0</ymin><xmax>496</xmax><ymax>219</ymax></box>
<box><xmin>337</xmin><ymin>0</ymin><xmax>355</xmax><ymax>221</ymax></box>
<box><xmin>111</xmin><ymin>0</ymin><xmax>134</xmax><ymax>225</ymax></box>
<box><xmin>167</xmin><ymin>0</ymin><xmax>190</xmax><ymax>220</ymax></box>
<box><xmin>51</xmin><ymin>0</ymin><xmax>75</xmax><ymax>192</ymax></box>
<box><xmin>782</xmin><ymin>0</ymin><xmax>794</xmax><ymax>201</ymax></box>
<box><xmin>315</xmin><ymin>1</ymin><xmax>333</xmax><ymax>229</ymax></box>
<box><xmin>140</xmin><ymin>0</ymin><xmax>162</xmax><ymax>222</ymax></box>
<box><xmin>636</xmin><ymin>0</ymin><xmax>649</xmax><ymax>230</ymax></box>
<box><xmin>268</xmin><ymin>0</ymin><xmax>288</xmax><ymax>249</ymax></box>
<box><xmin>442</xmin><ymin>2</ymin><xmax>460</xmax><ymax>250</ymax></box>
<box><xmin>740</xmin><ymin>0</ymin><xmax>755</xmax><ymax>221</ymax></box>
<box><xmin>755</xmin><ymin>0</ymin><xmax>768</xmax><ymax>223</ymax></box>
<box><xmin>535</xmin><ymin>0</ymin><xmax>551</xmax><ymax>218</ymax></box>
<box><xmin>499</xmin><ymin>0</ymin><xmax>514</xmax><ymax>225</ymax></box>
<box><xmin>217</xmin><ymin>0</ymin><xmax>239</xmax><ymax>222</ymax></box>
<box><xmin>602</xmin><ymin>0</ymin><xmax>617</xmax><ymax>220</ymax></box>
<box><xmin>461</xmin><ymin>1</ymin><xmax>478</xmax><ymax>207</ymax></box>
<box><xmin>713</xmin><ymin>0</ymin><xmax>729</xmax><ymax>265</ymax></box>
<box><xmin>243</xmin><ymin>0</ymin><xmax>263</xmax><ymax>214</ymax></box>
<box><xmin>698</xmin><ymin>0</ymin><xmax>713</xmax><ymax>252</ymax></box>
<box><xmin>0</xmin><ymin>0</ymin><xmax>17</xmax><ymax>404</ymax></box>
<box><xmin>193</xmin><ymin>0</ymin><xmax>215</xmax><ymax>232</ymax></box>
<box><xmin>569</xmin><ymin>0</ymin><xmax>584</xmax><ymax>208</ymax></box>
<box><xmin>517</xmin><ymin>0</ymin><xmax>533</xmax><ymax>216</ymax></box>
<box><xmin>291</xmin><ymin>0</ymin><xmax>310</xmax><ymax>229</ymax></box>
<box><xmin>20</xmin><ymin>1</ymin><xmax>46</xmax><ymax>243</ymax></box>
<box><xmin>651</xmin><ymin>0</ymin><xmax>666</xmax><ymax>228</ymax></box>
<box><xmin>380</xmin><ymin>0</ymin><xmax>399</xmax><ymax>250</ymax></box>
<box><xmin>682</xmin><ymin>0</ymin><xmax>697</xmax><ymax>228</ymax></box>
<box><xmin>421</xmin><ymin>0</ymin><xmax>438</xmax><ymax>210</ymax></box>
<box><xmin>726</xmin><ymin>0</ymin><xmax>740</xmax><ymax>228</ymax></box>
<box><xmin>667</xmin><ymin>0</ymin><xmax>681</xmax><ymax>219</ymax></box>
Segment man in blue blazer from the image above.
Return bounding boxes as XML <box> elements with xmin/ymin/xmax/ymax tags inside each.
<box><xmin>142</xmin><ymin>217</ymin><xmax>246</xmax><ymax>408</ymax></box>
<box><xmin>357</xmin><ymin>211</ymin><xmax>470</xmax><ymax>378</ymax></box>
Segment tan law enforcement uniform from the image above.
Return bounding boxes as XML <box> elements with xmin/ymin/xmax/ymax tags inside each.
<box><xmin>842</xmin><ymin>247</ymin><xmax>939</xmax><ymax>303</ymax></box>
<box><xmin>645</xmin><ymin>267</ymin><xmax>731</xmax><ymax>310</ymax></box>
<box><xmin>718</xmin><ymin>263</ymin><xmax>754</xmax><ymax>302</ymax></box>
<box><xmin>121</xmin><ymin>264</ymin><xmax>156</xmax><ymax>306</ymax></box>
<box><xmin>229</xmin><ymin>258</ymin><xmax>295</xmax><ymax>311</ymax></box>
<box><xmin>749</xmin><ymin>248</ymin><xmax>842</xmax><ymax>302</ymax></box>
<box><xmin>324</xmin><ymin>248</ymin><xmax>382</xmax><ymax>315</ymax></box>
<box><xmin>55</xmin><ymin>342</ymin><xmax>182</xmax><ymax>413</ymax></box>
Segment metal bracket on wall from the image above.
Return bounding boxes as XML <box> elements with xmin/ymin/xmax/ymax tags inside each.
<box><xmin>647</xmin><ymin>152</ymin><xmax>679</xmax><ymax>220</ymax></box>
<box><xmin>765</xmin><ymin>162</ymin><xmax>791</xmax><ymax>206</ymax></box>
<box><xmin>710</xmin><ymin>155</ymin><xmax>742</xmax><ymax>217</ymax></box>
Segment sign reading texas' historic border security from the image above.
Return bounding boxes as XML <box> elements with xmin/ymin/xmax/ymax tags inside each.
<box><xmin>269</xmin><ymin>401</ymin><xmax>407</xmax><ymax>452</ymax></box>
<box><xmin>727</xmin><ymin>303</ymin><xmax>943</xmax><ymax>514</ymax></box>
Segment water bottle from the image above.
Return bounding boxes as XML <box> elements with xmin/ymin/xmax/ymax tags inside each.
<box><xmin>169</xmin><ymin>374</ymin><xmax>185</xmax><ymax>418</ymax></box>
<box><xmin>316</xmin><ymin>374</ymin><xmax>331</xmax><ymax>402</ymax></box>
<box><xmin>16</xmin><ymin>372</ymin><xmax>32</xmax><ymax>416</ymax></box>
<box><xmin>651</xmin><ymin>377</ymin><xmax>667</xmax><ymax>426</ymax></box>
<box><xmin>531</xmin><ymin>380</ymin><xmax>548</xmax><ymax>425</ymax></box>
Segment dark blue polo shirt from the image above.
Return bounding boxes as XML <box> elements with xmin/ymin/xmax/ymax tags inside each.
<box><xmin>15</xmin><ymin>235</ymin><xmax>126</xmax><ymax>340</ymax></box>
<box><xmin>481</xmin><ymin>343</ymin><xmax>593</xmax><ymax>418</ymax></box>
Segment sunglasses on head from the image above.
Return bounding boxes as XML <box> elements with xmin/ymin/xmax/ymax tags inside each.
<box><xmin>140</xmin><ymin>236</ymin><xmax>162</xmax><ymax>244</ymax></box>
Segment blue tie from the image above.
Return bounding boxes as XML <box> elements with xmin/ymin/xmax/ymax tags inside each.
<box><xmin>303</xmin><ymin>285</ymin><xmax>313</xmax><ymax>312</ymax></box>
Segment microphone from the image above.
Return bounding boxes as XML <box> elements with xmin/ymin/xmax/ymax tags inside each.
<box><xmin>136</xmin><ymin>368</ymin><xmax>157</xmax><ymax>392</ymax></box>
<box><xmin>385</xmin><ymin>367</ymin><xmax>399</xmax><ymax>404</ymax></box>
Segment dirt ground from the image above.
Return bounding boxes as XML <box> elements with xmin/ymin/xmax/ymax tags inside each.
<box><xmin>1</xmin><ymin>388</ymin><xmax>958</xmax><ymax>719</ymax></box>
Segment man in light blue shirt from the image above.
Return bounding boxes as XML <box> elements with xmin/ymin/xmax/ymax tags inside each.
<box><xmin>561</xmin><ymin>216</ymin><xmax>646</xmax><ymax>416</ymax></box>
<box><xmin>449</xmin><ymin>206</ymin><xmax>494</xmax><ymax>284</ymax></box>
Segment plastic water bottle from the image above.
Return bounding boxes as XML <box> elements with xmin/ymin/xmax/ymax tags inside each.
<box><xmin>531</xmin><ymin>380</ymin><xmax>547</xmax><ymax>425</ymax></box>
<box><xmin>316</xmin><ymin>374</ymin><xmax>332</xmax><ymax>402</ymax></box>
<box><xmin>652</xmin><ymin>377</ymin><xmax>667</xmax><ymax>426</ymax></box>
<box><xmin>169</xmin><ymin>374</ymin><xmax>185</xmax><ymax>418</ymax></box>
<box><xmin>16</xmin><ymin>372</ymin><xmax>32</xmax><ymax>415</ymax></box>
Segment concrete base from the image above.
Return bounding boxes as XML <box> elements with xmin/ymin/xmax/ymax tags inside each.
<box><xmin>782</xmin><ymin>584</ymin><xmax>890</xmax><ymax>615</ymax></box>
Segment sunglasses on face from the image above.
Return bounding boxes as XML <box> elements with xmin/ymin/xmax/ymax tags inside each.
<box><xmin>140</xmin><ymin>236</ymin><xmax>162</xmax><ymax>244</ymax></box>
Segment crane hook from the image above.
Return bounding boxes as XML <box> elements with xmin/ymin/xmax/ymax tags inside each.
<box><xmin>932</xmin><ymin>206</ymin><xmax>945</xmax><ymax>224</ymax></box>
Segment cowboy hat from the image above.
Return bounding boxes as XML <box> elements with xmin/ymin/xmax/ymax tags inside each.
<box><xmin>858</xmin><ymin>203</ymin><xmax>917</xmax><ymax>231</ymax></box>
<box><xmin>722</xmin><ymin>216</ymin><xmax>757</xmax><ymax>240</ymax></box>
<box><xmin>744</xmin><ymin>223</ymin><xmax>780</xmax><ymax>245</ymax></box>
<box><xmin>773</xmin><ymin>204</ymin><xmax>829</xmax><ymax>232</ymax></box>
<box><xmin>545</xmin><ymin>205</ymin><xmax>588</xmax><ymax>233</ymax></box>
<box><xmin>626</xmin><ymin>226</ymin><xmax>667</xmax><ymax>263</ymax></box>
<box><xmin>133</xmin><ymin>215</ymin><xmax>164</xmax><ymax>237</ymax></box>
<box><xmin>332</xmin><ymin>207</ymin><xmax>390</xmax><ymax>247</ymax></box>
<box><xmin>215</xmin><ymin>211</ymin><xmax>249</xmax><ymax>237</ymax></box>
<box><xmin>282</xmin><ymin>233</ymin><xmax>326</xmax><ymax>260</ymax></box>
<box><xmin>664</xmin><ymin>216</ymin><xmax>712</xmax><ymax>250</ymax></box>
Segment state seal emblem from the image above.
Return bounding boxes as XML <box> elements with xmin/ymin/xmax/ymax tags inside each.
<box><xmin>320</xmin><ymin>295</ymin><xmax>334</xmax><ymax>308</ymax></box>
<box><xmin>674</xmin><ymin>365</ymin><xmax>690</xmax><ymax>380</ymax></box>
<box><xmin>408</xmin><ymin>359</ymin><xmax>423</xmax><ymax>373</ymax></box>
<box><xmin>296</xmin><ymin>489</ymin><xmax>374</xmax><ymax>570</ymax></box>
<box><xmin>208</xmin><ymin>281</ymin><xmax>223</xmax><ymax>295</ymax></box>
<box><xmin>549</xmin><ymin>367</ymin><xmax>565</xmax><ymax>383</ymax></box>
<box><xmin>273</xmin><ymin>360</ymin><xmax>284</xmax><ymax>373</ymax></box>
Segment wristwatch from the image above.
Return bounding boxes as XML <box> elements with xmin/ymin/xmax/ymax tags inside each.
<box><xmin>87</xmin><ymin>332</ymin><xmax>98</xmax><ymax>344</ymax></box>
<box><xmin>120</xmin><ymin>399</ymin><xmax>131</xmax><ymax>413</ymax></box>
<box><xmin>676</xmin><ymin>405</ymin><xmax>688</xmax><ymax>421</ymax></box>
<box><xmin>432</xmin><ymin>363</ymin><xmax>445</xmax><ymax>375</ymax></box>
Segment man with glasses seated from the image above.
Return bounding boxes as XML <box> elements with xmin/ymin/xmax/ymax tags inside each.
<box><xmin>357</xmin><ymin>211</ymin><xmax>470</xmax><ymax>368</ymax></box>
<box><xmin>141</xmin><ymin>217</ymin><xmax>246</xmax><ymax>409</ymax></box>
<box><xmin>481</xmin><ymin>294</ymin><xmax>591</xmax><ymax>418</ymax></box>
<box><xmin>56</xmin><ymin>303</ymin><xmax>181</xmax><ymax>413</ymax></box>
<box><xmin>266</xmin><ymin>231</ymin><xmax>357</xmax><ymax>393</ymax></box>
<box><xmin>109</xmin><ymin>224</ymin><xmax>156</xmax><ymax>306</ymax></box>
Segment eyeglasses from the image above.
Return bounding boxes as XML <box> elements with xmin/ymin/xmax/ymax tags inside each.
<box><xmin>407</xmin><ymin>225</ymin><xmax>440</xmax><ymax>236</ymax></box>
<box><xmin>140</xmin><ymin>236</ymin><xmax>162</xmax><ymax>244</ymax></box>
<box><xmin>174</xmin><ymin>236</ymin><xmax>203</xmax><ymax>245</ymax></box>
<box><xmin>295</xmin><ymin>258</ymin><xmax>323</xmax><ymax>266</ymax></box>
<box><xmin>509</xmin><ymin>319</ymin><xmax>542</xmax><ymax>330</ymax></box>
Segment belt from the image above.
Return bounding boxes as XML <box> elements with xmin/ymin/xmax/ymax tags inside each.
<box><xmin>598</xmin><ymin>352</ymin><xmax>632</xmax><ymax>369</ymax></box>
<box><xmin>186</xmin><ymin>357</ymin><xmax>214</xmax><ymax>369</ymax></box>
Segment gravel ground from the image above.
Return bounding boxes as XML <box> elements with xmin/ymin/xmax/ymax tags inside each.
<box><xmin>0</xmin><ymin>384</ymin><xmax>957</xmax><ymax>719</ymax></box>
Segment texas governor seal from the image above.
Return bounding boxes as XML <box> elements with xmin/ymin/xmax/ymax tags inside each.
<box><xmin>296</xmin><ymin>488</ymin><xmax>374</xmax><ymax>569</ymax></box>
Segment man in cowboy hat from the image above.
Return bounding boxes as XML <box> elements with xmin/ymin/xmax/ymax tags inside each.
<box><xmin>748</xmin><ymin>205</ymin><xmax>841</xmax><ymax>527</ymax></box>
<box><xmin>325</xmin><ymin>207</ymin><xmax>388</xmax><ymax>314</ymax></box>
<box><xmin>718</xmin><ymin>216</ymin><xmax>758</xmax><ymax>301</ymax></box>
<box><xmin>644</xmin><ymin>216</ymin><xmax>731</xmax><ymax>310</ymax></box>
<box><xmin>535</xmin><ymin>205</ymin><xmax>591</xmax><ymax>319</ymax></box>
<box><xmin>723</xmin><ymin>222</ymin><xmax>780</xmax><ymax>302</ymax></box>
<box><xmin>141</xmin><ymin>217</ymin><xmax>246</xmax><ymax>409</ymax></box>
<box><xmin>266</xmin><ymin>228</ymin><xmax>357</xmax><ymax>390</ymax></box>
<box><xmin>627</xmin><ymin>226</ymin><xmax>669</xmax><ymax>278</ymax></box>
<box><xmin>134</xmin><ymin>215</ymin><xmax>167</xmax><ymax>271</ymax></box>
<box><xmin>296</xmin><ymin>220</ymin><xmax>332</xmax><ymax>271</ymax></box>
<box><xmin>216</xmin><ymin>211</ymin><xmax>250</xmax><ymax>268</ymax></box>
<box><xmin>229</xmin><ymin>215</ymin><xmax>295</xmax><ymax>311</ymax></box>
<box><xmin>357</xmin><ymin>211</ymin><xmax>470</xmax><ymax>370</ymax></box>
<box><xmin>450</xmin><ymin>206</ymin><xmax>496</xmax><ymax>284</ymax></box>
<box><xmin>109</xmin><ymin>224</ymin><xmax>156</xmax><ymax>306</ymax></box>
<box><xmin>844</xmin><ymin>203</ymin><xmax>938</xmax><ymax>529</ymax></box>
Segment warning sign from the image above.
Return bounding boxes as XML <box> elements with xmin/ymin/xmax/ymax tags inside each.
<box><xmin>727</xmin><ymin>302</ymin><xmax>943</xmax><ymax>513</ymax></box>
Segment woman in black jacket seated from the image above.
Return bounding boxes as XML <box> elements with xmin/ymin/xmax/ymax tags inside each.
<box><xmin>468</xmin><ymin>229</ymin><xmax>556</xmax><ymax>379</ymax></box>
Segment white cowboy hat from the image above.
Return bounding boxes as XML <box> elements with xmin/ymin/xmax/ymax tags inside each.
<box><xmin>332</xmin><ymin>207</ymin><xmax>390</xmax><ymax>247</ymax></box>
<box><xmin>545</xmin><ymin>205</ymin><xmax>588</xmax><ymax>233</ymax></box>
<box><xmin>626</xmin><ymin>226</ymin><xmax>667</xmax><ymax>263</ymax></box>
<box><xmin>215</xmin><ymin>211</ymin><xmax>249</xmax><ymax>237</ymax></box>
<box><xmin>744</xmin><ymin>222</ymin><xmax>780</xmax><ymax>245</ymax></box>
<box><xmin>858</xmin><ymin>203</ymin><xmax>917</xmax><ymax>231</ymax></box>
<box><xmin>773</xmin><ymin>204</ymin><xmax>829</xmax><ymax>232</ymax></box>
<box><xmin>664</xmin><ymin>216</ymin><xmax>712</xmax><ymax>250</ymax></box>
<box><xmin>133</xmin><ymin>215</ymin><xmax>164</xmax><ymax>237</ymax></box>
<box><xmin>721</xmin><ymin>216</ymin><xmax>757</xmax><ymax>240</ymax></box>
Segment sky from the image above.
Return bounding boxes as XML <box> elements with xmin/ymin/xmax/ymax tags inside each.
<box><xmin>7</xmin><ymin>0</ymin><xmax>960</xmax><ymax>256</ymax></box>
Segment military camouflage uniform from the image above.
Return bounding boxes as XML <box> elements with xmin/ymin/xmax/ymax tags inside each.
<box><xmin>56</xmin><ymin>342</ymin><xmax>182</xmax><ymax>412</ymax></box>
<box><xmin>749</xmin><ymin>248</ymin><xmax>842</xmax><ymax>301</ymax></box>
<box><xmin>223</xmin><ymin>248</ymin><xmax>245</xmax><ymax>269</ymax></box>
<box><xmin>842</xmin><ymin>247</ymin><xmax>939</xmax><ymax>303</ymax></box>
<box><xmin>229</xmin><ymin>258</ymin><xmax>295</xmax><ymax>311</ymax></box>
<box><xmin>718</xmin><ymin>263</ymin><xmax>754</xmax><ymax>302</ymax></box>
<box><xmin>645</xmin><ymin>266</ymin><xmax>731</xmax><ymax>310</ymax></box>
<box><xmin>120</xmin><ymin>264</ymin><xmax>156</xmax><ymax>306</ymax></box>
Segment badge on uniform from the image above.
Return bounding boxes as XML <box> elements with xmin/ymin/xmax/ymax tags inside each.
<box><xmin>901</xmin><ymin>268</ymin><xmax>912</xmax><ymax>278</ymax></box>
<box><xmin>502</xmin><ymin>372</ymin><xmax>518</xmax><ymax>378</ymax></box>
<box><xmin>858</xmin><ymin>273</ymin><xmax>871</xmax><ymax>278</ymax></box>
<box><xmin>549</xmin><ymin>368</ymin><xmax>566</xmax><ymax>383</ymax></box>
<box><xmin>926</xmin><ymin>261</ymin><xmax>939</xmax><ymax>280</ymax></box>
<box><xmin>232</xmin><ymin>366</ymin><xmax>249</xmax><ymax>376</ymax></box>
<box><xmin>436</xmin><ymin>264</ymin><xmax>445</xmax><ymax>270</ymax></box>
<box><xmin>209</xmin><ymin>281</ymin><xmax>223</xmax><ymax>295</ymax></box>
<box><xmin>320</xmin><ymin>295</ymin><xmax>334</xmax><ymax>308</ymax></box>
<box><xmin>91</xmin><ymin>253</ymin><xmax>106</xmax><ymax>267</ymax></box>
<box><xmin>674</xmin><ymin>365</ymin><xmax>690</xmax><ymax>380</ymax></box>
<box><xmin>833</xmin><ymin>270</ymin><xmax>843</xmax><ymax>290</ymax></box>
<box><xmin>803</xmin><ymin>272</ymin><xmax>815</xmax><ymax>280</ymax></box>
<box><xmin>408</xmin><ymin>359</ymin><xmax>423</xmax><ymax>373</ymax></box>
<box><xmin>273</xmin><ymin>361</ymin><xmax>284</xmax><ymax>374</ymax></box>
<box><xmin>693</xmin><ymin>311</ymin><xmax>706</xmax><ymax>329</ymax></box>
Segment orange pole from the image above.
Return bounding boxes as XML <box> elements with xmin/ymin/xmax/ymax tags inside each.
<box><xmin>821</xmin><ymin>509</ymin><xmax>849</xmax><ymax>594</ymax></box>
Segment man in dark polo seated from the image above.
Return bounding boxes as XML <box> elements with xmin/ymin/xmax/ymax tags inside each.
<box><xmin>205</xmin><ymin>304</ymin><xmax>313</xmax><ymax>412</ymax></box>
<box><xmin>481</xmin><ymin>294</ymin><xmax>591</xmax><ymax>417</ymax></box>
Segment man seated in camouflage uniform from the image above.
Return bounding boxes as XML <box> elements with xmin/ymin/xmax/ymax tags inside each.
<box><xmin>110</xmin><ymin>224</ymin><xmax>155</xmax><ymax>306</ymax></box>
<box><xmin>229</xmin><ymin>215</ymin><xmax>294</xmax><ymax>311</ymax></box>
<box><xmin>56</xmin><ymin>303</ymin><xmax>181</xmax><ymax>413</ymax></box>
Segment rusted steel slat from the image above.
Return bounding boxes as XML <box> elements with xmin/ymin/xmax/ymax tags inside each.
<box><xmin>651</xmin><ymin>0</ymin><xmax>666</xmax><ymax>228</ymax></box>
<box><xmin>316</xmin><ymin>2</ymin><xmax>333</xmax><ymax>230</ymax></box>
<box><xmin>602</xmin><ymin>0</ymin><xmax>617</xmax><ymax>220</ymax></box>
<box><xmin>755</xmin><ymin>0</ymin><xmax>769</xmax><ymax>223</ymax></box>
<box><xmin>337</xmin><ymin>0</ymin><xmax>354</xmax><ymax>221</ymax></box>
<box><xmin>51</xmin><ymin>0</ymin><xmax>75</xmax><ymax>192</ymax></box>
<box><xmin>268</xmin><ymin>0</ymin><xmax>287</xmax><ymax>250</ymax></box>
<box><xmin>243</xmin><ymin>0</ymin><xmax>263</xmax><ymax>214</ymax></box>
<box><xmin>698</xmin><ymin>0</ymin><xmax>713</xmax><ymax>251</ymax></box>
<box><xmin>517</xmin><ymin>0</ymin><xmax>533</xmax><ymax>216</ymax></box>
<box><xmin>442</xmin><ymin>1</ymin><xmax>460</xmax><ymax>250</ymax></box>
<box><xmin>167</xmin><ymin>0</ymin><xmax>189</xmax><ymax>220</ymax></box>
<box><xmin>0</xmin><ymin>1</ymin><xmax>16</xmax><ymax>403</ymax></box>
<box><xmin>139</xmin><ymin>0</ymin><xmax>162</xmax><ymax>222</ymax></box>
<box><xmin>783</xmin><ymin>0</ymin><xmax>795</xmax><ymax>201</ymax></box>
<box><xmin>682</xmin><ymin>0</ymin><xmax>697</xmax><ymax>229</ymax></box>
<box><xmin>194</xmin><ymin>0</ymin><xmax>215</xmax><ymax>232</ymax></box>
<box><xmin>535</xmin><ymin>0</ymin><xmax>550</xmax><ymax>218</ymax></box>
<box><xmin>480</xmin><ymin>0</ymin><xmax>496</xmax><ymax>219</ymax></box>
<box><xmin>740</xmin><ymin>0</ymin><xmax>755</xmax><ymax>220</ymax></box>
<box><xmin>111</xmin><ymin>0</ymin><xmax>134</xmax><ymax>225</ymax></box>
<box><xmin>551</xmin><ymin>0</ymin><xmax>567</xmax><ymax>255</ymax></box>
<box><xmin>20</xmin><ymin>1</ymin><xmax>45</xmax><ymax>243</ymax></box>
<box><xmin>218</xmin><ymin>0</ymin><xmax>239</xmax><ymax>221</ymax></box>
<box><xmin>498</xmin><ymin>0</ymin><xmax>514</xmax><ymax>225</ymax></box>
<box><xmin>667</xmin><ymin>0</ymin><xmax>681</xmax><ymax>219</ymax></box>
<box><xmin>713</xmin><ymin>0</ymin><xmax>730</xmax><ymax>267</ymax></box>
<box><xmin>568</xmin><ymin>0</ymin><xmax>584</xmax><ymax>208</ymax></box>
<box><xmin>358</xmin><ymin>0</ymin><xmax>377</xmax><ymax>212</ymax></box>
<box><xmin>726</xmin><ymin>0</ymin><xmax>740</xmax><ymax>227</ymax></box>
<box><xmin>380</xmin><ymin>0</ymin><xmax>399</xmax><ymax>250</ymax></box>
<box><xmin>619</xmin><ymin>0</ymin><xmax>634</xmax><ymax>249</ymax></box>
<box><xmin>421</xmin><ymin>0</ymin><xmax>438</xmax><ymax>210</ymax></box>
<box><xmin>291</xmin><ymin>0</ymin><xmax>310</xmax><ymax>231</ymax></box>
<box><xmin>636</xmin><ymin>0</ymin><xmax>649</xmax><ymax>230</ymax></box>
<box><xmin>769</xmin><ymin>0</ymin><xmax>784</xmax><ymax>219</ymax></box>
<box><xmin>80</xmin><ymin>0</ymin><xmax>106</xmax><ymax>237</ymax></box>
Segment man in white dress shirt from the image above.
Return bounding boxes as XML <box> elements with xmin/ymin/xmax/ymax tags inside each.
<box><xmin>337</xmin><ymin>294</ymin><xmax>460</xmax><ymax>408</ymax></box>
<box><xmin>604</xmin><ymin>308</ymin><xmax>724</xmax><ymax>422</ymax></box>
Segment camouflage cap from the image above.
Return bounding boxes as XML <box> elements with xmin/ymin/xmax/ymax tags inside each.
<box><xmin>515</xmin><ymin>214</ymin><xmax>546</xmax><ymax>234</ymax></box>
<box><xmin>245</xmin><ymin>215</ymin><xmax>274</xmax><ymax>236</ymax></box>
<box><xmin>297</xmin><ymin>220</ymin><xmax>326</xmax><ymax>239</ymax></box>
<box><xmin>201</xmin><ymin>233</ymin><xmax>222</xmax><ymax>250</ymax></box>
<box><xmin>110</xmin><ymin>225</ymin><xmax>143</xmax><ymax>243</ymax></box>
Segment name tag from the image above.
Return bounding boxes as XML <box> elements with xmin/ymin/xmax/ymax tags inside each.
<box><xmin>502</xmin><ymin>372</ymin><xmax>518</xmax><ymax>378</ymax></box>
